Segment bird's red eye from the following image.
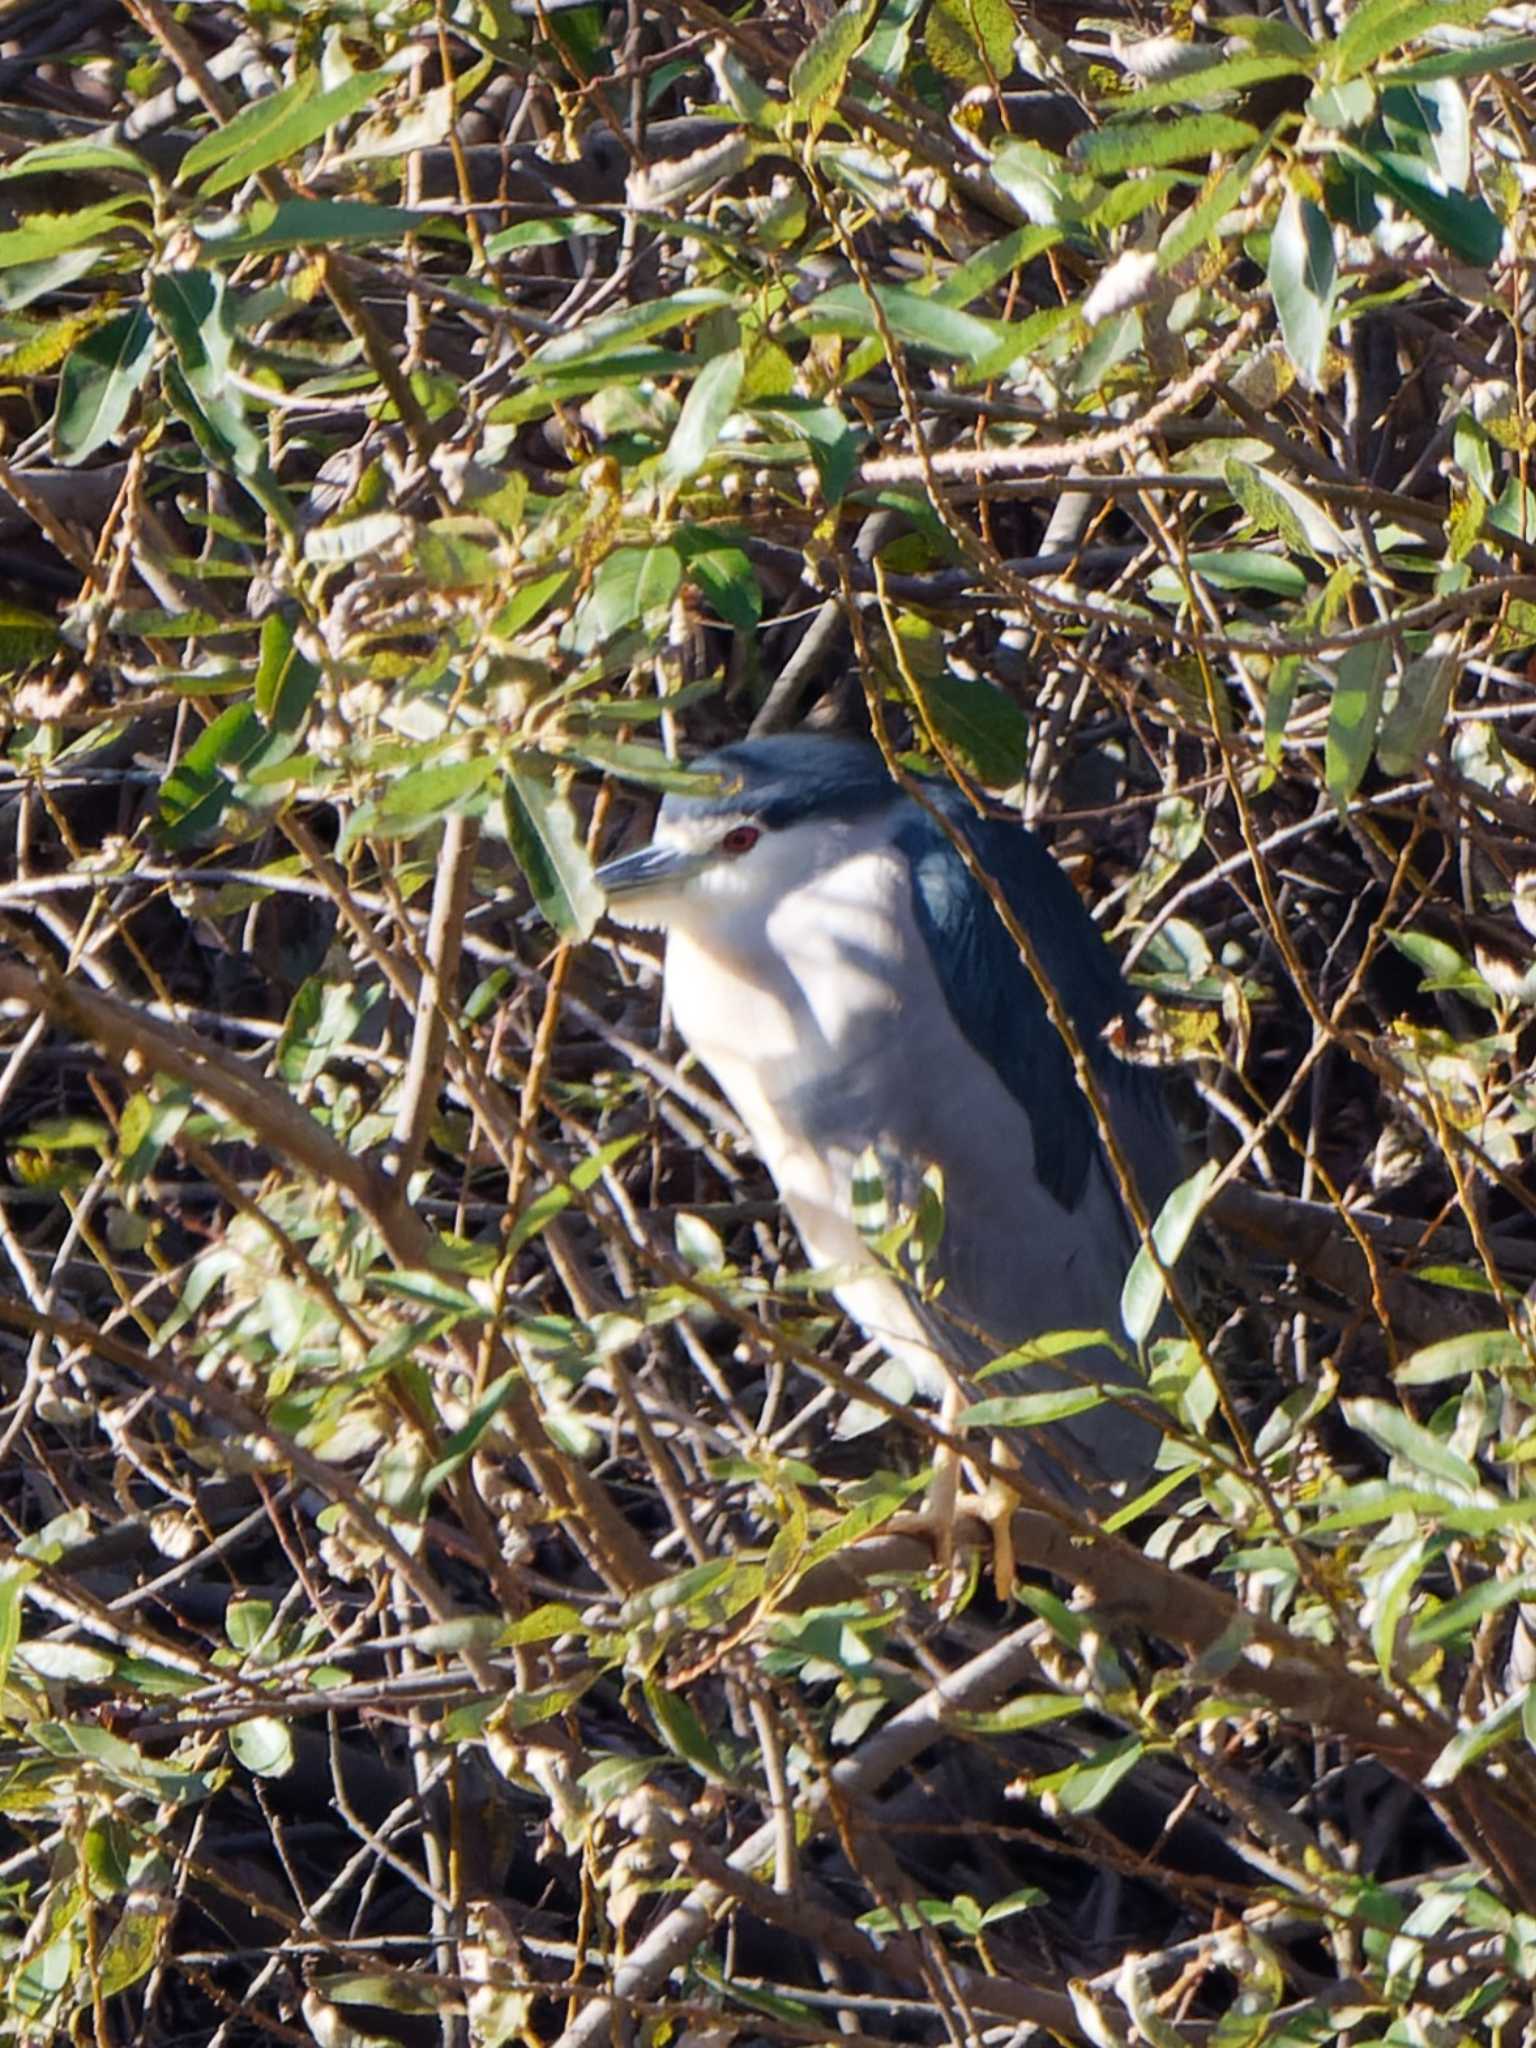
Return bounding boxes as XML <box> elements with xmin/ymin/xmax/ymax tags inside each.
<box><xmin>720</xmin><ymin>825</ymin><xmax>760</xmax><ymax>856</ymax></box>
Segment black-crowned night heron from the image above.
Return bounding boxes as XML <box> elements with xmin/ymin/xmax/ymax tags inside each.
<box><xmin>598</xmin><ymin>735</ymin><xmax>1180</xmax><ymax>1506</ymax></box>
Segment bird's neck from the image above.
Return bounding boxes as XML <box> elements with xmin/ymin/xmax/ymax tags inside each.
<box><xmin>664</xmin><ymin>847</ymin><xmax>908</xmax><ymax>1086</ymax></box>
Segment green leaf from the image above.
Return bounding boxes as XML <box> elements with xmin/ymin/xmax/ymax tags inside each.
<box><xmin>0</xmin><ymin>299</ymin><xmax>108</xmax><ymax>374</ymax></box>
<box><xmin>1071</xmin><ymin>113</ymin><xmax>1260</xmax><ymax>179</ymax></box>
<box><xmin>500</xmin><ymin>763</ymin><xmax>604</xmax><ymax>941</ymax></box>
<box><xmin>918</xmin><ymin>671</ymin><xmax>1031</xmax><ymax>784</ymax></box>
<box><xmin>118</xmin><ymin>1089</ymin><xmax>192</xmax><ymax>1182</ymax></box>
<box><xmin>567</xmin><ymin>545</ymin><xmax>685</xmax><ymax>656</ymax></box>
<box><xmin>362</xmin><ymin>755</ymin><xmax>495</xmax><ymax>842</ymax></box>
<box><xmin>275</xmin><ymin>978</ymin><xmax>380</xmax><ymax>1087</ymax></box>
<box><xmin>1397</xmin><ymin>1330</ymin><xmax>1529</xmax><ymax>1385</ymax></box>
<box><xmin>0</xmin><ymin>198</ymin><xmax>142</xmax><ymax>271</ymax></box>
<box><xmin>935</xmin><ymin>224</ymin><xmax>1064</xmax><ymax>306</ymax></box>
<box><xmin>1121</xmin><ymin>1160</ymin><xmax>1217</xmax><ymax>1345</ymax></box>
<box><xmin>0</xmin><ymin>244</ymin><xmax>109</xmax><ymax>314</ymax></box>
<box><xmin>156</xmin><ymin>703</ymin><xmax>265</xmax><ymax>848</ymax></box>
<box><xmin>858</xmin><ymin>1898</ymin><xmax>981</xmax><ymax>1937</ymax></box>
<box><xmin>0</xmin><ymin>306</ymin><xmax>109</xmax><ymax>382</ymax></box>
<box><xmin>752</xmin><ymin>397</ymin><xmax>860</xmax><ymax>502</ymax></box>
<box><xmin>303</xmin><ymin>511</ymin><xmax>410</xmax><ymax>565</ymax></box>
<box><xmin>1389</xmin><ymin>930</ymin><xmax>1485</xmax><ymax>994</ymax></box>
<box><xmin>1127</xmin><ymin>51</ymin><xmax>1311</xmax><ymax>111</ymax></box>
<box><xmin>1350</xmin><ymin>144</ymin><xmax>1502</xmax><ymax>264</ymax></box>
<box><xmin>789</xmin><ymin>0</ymin><xmax>878</xmax><ymax>115</ymax></box>
<box><xmin>417</xmin><ymin>1372</ymin><xmax>523</xmax><ymax>1500</ymax></box>
<box><xmin>151</xmin><ymin>269</ymin><xmax>261</xmax><ymax>473</ymax></box>
<box><xmin>180</xmin><ymin>71</ymin><xmax>320</xmax><ymax>180</ymax></box>
<box><xmin>504</xmin><ymin>1137</ymin><xmax>643</xmax><ymax>1256</ymax></box>
<box><xmin>225</xmin><ymin>1598</ymin><xmax>276</xmax><ymax>1653</ymax></box>
<box><xmin>0</xmin><ymin>139</ymin><xmax>149</xmax><ymax>182</ymax></box>
<box><xmin>1376</xmin><ymin>636</ymin><xmax>1457</xmax><ymax>773</ymax></box>
<box><xmin>1325</xmin><ymin>638</ymin><xmax>1391</xmax><ymax>807</ymax></box>
<box><xmin>571</xmin><ymin>737</ymin><xmax>717</xmax><ymax>792</ymax></box>
<box><xmin>188</xmin><ymin>69</ymin><xmax>385</xmax><ymax>196</ymax></box>
<box><xmin>796</xmin><ymin>281</ymin><xmax>1003</xmax><ymax>365</ymax></box>
<box><xmin>643</xmin><ymin>1681</ymin><xmax>730</xmax><ymax>1781</ymax></box>
<box><xmin>229</xmin><ymin>1717</ymin><xmax>295</xmax><ymax>1778</ymax></box>
<box><xmin>953</xmin><ymin>1692</ymin><xmax>1084</xmax><ymax>1735</ymax></box>
<box><xmin>0</xmin><ymin>601</ymin><xmax>62</xmax><ymax>673</ymax></box>
<box><xmin>862</xmin><ymin>0</ymin><xmax>924</xmax><ymax>80</ymax></box>
<box><xmin>925</xmin><ymin>0</ymin><xmax>1017</xmax><ymax>88</ymax></box>
<box><xmin>1388</xmin><ymin>30</ymin><xmax>1536</xmax><ymax>79</ymax></box>
<box><xmin>202</xmin><ymin>198</ymin><xmax>443</xmax><ymax>254</ymax></box>
<box><xmin>1423</xmin><ymin>1688</ymin><xmax>1524</xmax><ymax>1787</ymax></box>
<box><xmin>974</xmin><ymin>1328</ymin><xmax>1119</xmax><ymax>1381</ymax></box>
<box><xmin>660</xmin><ymin>348</ymin><xmax>745</xmax><ymax>487</ymax></box>
<box><xmin>962</xmin><ymin>1387</ymin><xmax>1106</xmax><ymax>1429</ymax></box>
<box><xmin>484</xmin><ymin>214</ymin><xmax>616</xmax><ymax>255</ymax></box>
<box><xmin>414</xmin><ymin>522</ymin><xmax>502</xmax><ymax>590</ymax></box>
<box><xmin>14</xmin><ymin>1640</ymin><xmax>114</xmax><ymax>1682</ymax></box>
<box><xmin>1370</xmin><ymin>1535</ymin><xmax>1428</xmax><ymax>1679</ymax></box>
<box><xmin>52</xmin><ymin>307</ymin><xmax>156</xmax><ymax>465</ymax></box>
<box><xmin>501</xmin><ymin>1603</ymin><xmax>590</xmax><ymax>1648</ymax></box>
<box><xmin>1410</xmin><ymin>1263</ymin><xmax>1497</xmax><ymax>1297</ymax></box>
<box><xmin>1342</xmin><ymin>1396</ymin><xmax>1484</xmax><ymax>1494</ymax></box>
<box><xmin>1090</xmin><ymin>170</ymin><xmax>1185</xmax><ymax>234</ymax></box>
<box><xmin>989</xmin><ymin>140</ymin><xmax>1085</xmax><ymax>231</ymax></box>
<box><xmin>1332</xmin><ymin>0</ymin><xmax>1500</xmax><ymax>83</ymax></box>
<box><xmin>799</xmin><ymin>1470</ymin><xmax>925</xmax><ymax>1570</ymax></box>
<box><xmin>1269</xmin><ymin>188</ymin><xmax>1337</xmax><ymax>390</ymax></box>
<box><xmin>1309</xmin><ymin>76</ymin><xmax>1378</xmax><ymax>128</ymax></box>
<box><xmin>678</xmin><ymin>540</ymin><xmax>762</xmax><ymax>633</ymax></box>
<box><xmin>1159</xmin><ymin>157</ymin><xmax>1256</xmax><ymax>270</ymax></box>
<box><xmin>313</xmin><ymin>1973</ymin><xmax>452</xmax><ymax>2017</ymax></box>
<box><xmin>1226</xmin><ymin>457</ymin><xmax>1349</xmax><ymax>557</ymax></box>
<box><xmin>528</xmin><ymin>289</ymin><xmax>736</xmax><ymax>371</ymax></box>
<box><xmin>1036</xmin><ymin>1736</ymin><xmax>1144</xmax><ymax>1814</ymax></box>
<box><xmin>1147</xmin><ymin>550</ymin><xmax>1309</xmax><ymax>602</ymax></box>
<box><xmin>254</xmin><ymin>612</ymin><xmax>321</xmax><ymax>740</ymax></box>
<box><xmin>1410</xmin><ymin>1573</ymin><xmax>1536</xmax><ymax>1648</ymax></box>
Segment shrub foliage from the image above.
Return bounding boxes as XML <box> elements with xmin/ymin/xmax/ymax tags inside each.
<box><xmin>1</xmin><ymin>0</ymin><xmax>1535</xmax><ymax>2041</ymax></box>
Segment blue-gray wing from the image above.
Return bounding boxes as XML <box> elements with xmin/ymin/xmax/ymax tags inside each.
<box><xmin>894</xmin><ymin>789</ymin><xmax>1176</xmax><ymax>1218</ymax></box>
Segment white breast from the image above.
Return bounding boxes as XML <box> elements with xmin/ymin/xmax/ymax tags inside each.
<box><xmin>661</xmin><ymin>834</ymin><xmax>986</xmax><ymax>1396</ymax></box>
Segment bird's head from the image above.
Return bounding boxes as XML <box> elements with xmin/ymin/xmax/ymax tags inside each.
<box><xmin>596</xmin><ymin>737</ymin><xmax>899</xmax><ymax>934</ymax></box>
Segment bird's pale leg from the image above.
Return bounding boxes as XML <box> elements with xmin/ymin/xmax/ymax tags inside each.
<box><xmin>980</xmin><ymin>1442</ymin><xmax>1019</xmax><ymax>1600</ymax></box>
<box><xmin>922</xmin><ymin>1377</ymin><xmax>1016</xmax><ymax>1601</ymax></box>
<box><xmin>925</xmin><ymin>1378</ymin><xmax>962</xmax><ymax>1579</ymax></box>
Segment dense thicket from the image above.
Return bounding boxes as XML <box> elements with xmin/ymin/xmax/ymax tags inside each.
<box><xmin>0</xmin><ymin>0</ymin><xmax>1534</xmax><ymax>2041</ymax></box>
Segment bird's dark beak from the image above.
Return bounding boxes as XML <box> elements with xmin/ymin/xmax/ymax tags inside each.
<box><xmin>595</xmin><ymin>843</ymin><xmax>708</xmax><ymax>904</ymax></box>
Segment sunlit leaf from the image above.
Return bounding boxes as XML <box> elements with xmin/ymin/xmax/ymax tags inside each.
<box><xmin>1325</xmin><ymin>638</ymin><xmax>1391</xmax><ymax>807</ymax></box>
<box><xmin>660</xmin><ymin>347</ymin><xmax>745</xmax><ymax>486</ymax></box>
<box><xmin>1122</xmin><ymin>50</ymin><xmax>1310</xmax><ymax>111</ymax></box>
<box><xmin>528</xmin><ymin>289</ymin><xmax>736</xmax><ymax>371</ymax></box>
<box><xmin>1349</xmin><ymin>143</ymin><xmax>1503</xmax><ymax>264</ymax></box>
<box><xmin>0</xmin><ymin>198</ymin><xmax>143</xmax><ymax>269</ymax></box>
<box><xmin>1269</xmin><ymin>188</ymin><xmax>1337</xmax><ymax>390</ymax></box>
<box><xmin>790</xmin><ymin>0</ymin><xmax>878</xmax><ymax>115</ymax></box>
<box><xmin>926</xmin><ymin>0</ymin><xmax>1016</xmax><ymax>87</ymax></box>
<box><xmin>187</xmin><ymin>69</ymin><xmax>384</xmax><ymax>196</ymax></box>
<box><xmin>1072</xmin><ymin>113</ymin><xmax>1259</xmax><ymax>178</ymax></box>
<box><xmin>53</xmin><ymin>307</ymin><xmax>155</xmax><ymax>464</ymax></box>
<box><xmin>203</xmin><ymin>198</ymin><xmax>444</xmax><ymax>253</ymax></box>
<box><xmin>1121</xmin><ymin>1160</ymin><xmax>1217</xmax><ymax>1344</ymax></box>
<box><xmin>1397</xmin><ymin>1331</ymin><xmax>1528</xmax><ymax>1384</ymax></box>
<box><xmin>1332</xmin><ymin>0</ymin><xmax>1500</xmax><ymax>83</ymax></box>
<box><xmin>501</xmin><ymin>761</ymin><xmax>605</xmax><ymax>941</ymax></box>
